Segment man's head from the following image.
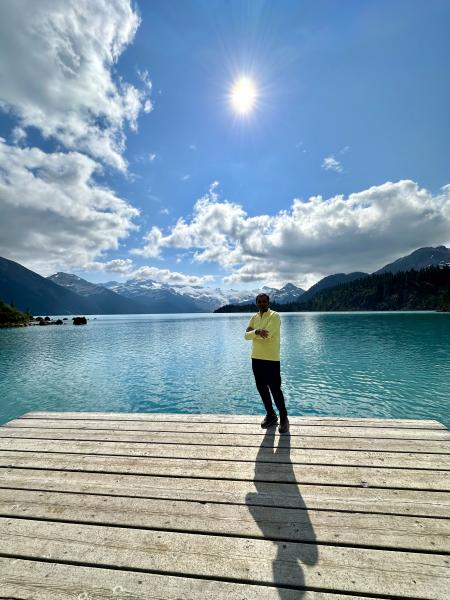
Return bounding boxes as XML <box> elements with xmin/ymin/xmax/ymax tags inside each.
<box><xmin>256</xmin><ymin>293</ymin><xmax>269</xmax><ymax>313</ymax></box>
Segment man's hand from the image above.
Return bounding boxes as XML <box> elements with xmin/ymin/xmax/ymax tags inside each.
<box><xmin>246</xmin><ymin>326</ymin><xmax>269</xmax><ymax>338</ymax></box>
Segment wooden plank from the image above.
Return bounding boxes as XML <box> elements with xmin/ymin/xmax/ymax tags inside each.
<box><xmin>0</xmin><ymin>487</ymin><xmax>448</xmax><ymax>552</ymax></box>
<box><xmin>1</xmin><ymin>415</ymin><xmax>447</xmax><ymax>596</ymax></box>
<box><xmin>2</xmin><ymin>467</ymin><xmax>449</xmax><ymax>517</ymax></box>
<box><xmin>1</xmin><ymin>518</ymin><xmax>448</xmax><ymax>598</ymax></box>
<box><xmin>22</xmin><ymin>411</ymin><xmax>447</xmax><ymax>429</ymax></box>
<box><xmin>6</xmin><ymin>418</ymin><xmax>450</xmax><ymax>439</ymax></box>
<box><xmin>3</xmin><ymin>425</ymin><xmax>449</xmax><ymax>454</ymax></box>
<box><xmin>0</xmin><ymin>557</ymin><xmax>376</xmax><ymax>600</ymax></box>
<box><xmin>0</xmin><ymin>437</ymin><xmax>448</xmax><ymax>469</ymax></box>
<box><xmin>0</xmin><ymin>450</ymin><xmax>449</xmax><ymax>490</ymax></box>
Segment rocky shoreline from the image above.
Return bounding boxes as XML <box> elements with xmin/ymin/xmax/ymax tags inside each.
<box><xmin>0</xmin><ymin>302</ymin><xmax>89</xmax><ymax>328</ymax></box>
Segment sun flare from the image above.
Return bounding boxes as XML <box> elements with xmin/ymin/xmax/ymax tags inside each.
<box><xmin>230</xmin><ymin>76</ymin><xmax>257</xmax><ymax>115</ymax></box>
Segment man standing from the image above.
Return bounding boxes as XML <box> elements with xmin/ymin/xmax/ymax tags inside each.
<box><xmin>244</xmin><ymin>293</ymin><xmax>289</xmax><ymax>433</ymax></box>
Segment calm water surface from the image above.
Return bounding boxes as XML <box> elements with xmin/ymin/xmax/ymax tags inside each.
<box><xmin>1</xmin><ymin>312</ymin><xmax>449</xmax><ymax>427</ymax></box>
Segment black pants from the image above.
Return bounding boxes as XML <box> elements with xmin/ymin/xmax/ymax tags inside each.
<box><xmin>252</xmin><ymin>358</ymin><xmax>288</xmax><ymax>418</ymax></box>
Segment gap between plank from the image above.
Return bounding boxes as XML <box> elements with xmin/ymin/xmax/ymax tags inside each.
<box><xmin>0</xmin><ymin>485</ymin><xmax>449</xmax><ymax>520</ymax></box>
<box><xmin>1</xmin><ymin>432</ymin><xmax>448</xmax><ymax>455</ymax></box>
<box><xmin>0</xmin><ymin>448</ymin><xmax>449</xmax><ymax>472</ymax></box>
<box><xmin>1</xmin><ymin>465</ymin><xmax>449</xmax><ymax>493</ymax></box>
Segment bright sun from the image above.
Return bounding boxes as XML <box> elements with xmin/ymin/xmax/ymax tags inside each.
<box><xmin>230</xmin><ymin>76</ymin><xmax>257</xmax><ymax>115</ymax></box>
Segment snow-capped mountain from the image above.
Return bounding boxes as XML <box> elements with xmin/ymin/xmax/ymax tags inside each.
<box><xmin>103</xmin><ymin>279</ymin><xmax>305</xmax><ymax>312</ymax></box>
<box><xmin>268</xmin><ymin>283</ymin><xmax>306</xmax><ymax>304</ymax></box>
<box><xmin>46</xmin><ymin>272</ymin><xmax>143</xmax><ymax>313</ymax></box>
<box><xmin>104</xmin><ymin>278</ymin><xmax>257</xmax><ymax>312</ymax></box>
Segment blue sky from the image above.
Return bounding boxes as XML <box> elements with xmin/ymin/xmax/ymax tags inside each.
<box><xmin>0</xmin><ymin>0</ymin><xmax>449</xmax><ymax>289</ymax></box>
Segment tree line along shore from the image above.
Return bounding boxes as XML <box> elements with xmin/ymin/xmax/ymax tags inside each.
<box><xmin>0</xmin><ymin>301</ymin><xmax>32</xmax><ymax>327</ymax></box>
<box><xmin>215</xmin><ymin>266</ymin><xmax>450</xmax><ymax>313</ymax></box>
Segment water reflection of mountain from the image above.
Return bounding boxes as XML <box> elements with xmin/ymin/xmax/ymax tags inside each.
<box><xmin>245</xmin><ymin>428</ymin><xmax>318</xmax><ymax>597</ymax></box>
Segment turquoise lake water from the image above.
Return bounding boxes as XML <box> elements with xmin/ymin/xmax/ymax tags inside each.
<box><xmin>1</xmin><ymin>312</ymin><xmax>449</xmax><ymax>427</ymax></box>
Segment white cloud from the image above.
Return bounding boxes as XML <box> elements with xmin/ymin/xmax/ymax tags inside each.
<box><xmin>0</xmin><ymin>0</ymin><xmax>149</xmax><ymax>171</ymax></box>
<box><xmin>129</xmin><ymin>266</ymin><xmax>214</xmax><ymax>286</ymax></box>
<box><xmin>0</xmin><ymin>1</ymin><xmax>151</xmax><ymax>277</ymax></box>
<box><xmin>160</xmin><ymin>208</ymin><xmax>170</xmax><ymax>215</ymax></box>
<box><xmin>322</xmin><ymin>155</ymin><xmax>343</xmax><ymax>173</ymax></box>
<box><xmin>133</xmin><ymin>180</ymin><xmax>450</xmax><ymax>284</ymax></box>
<box><xmin>181</xmin><ymin>174</ymin><xmax>191</xmax><ymax>181</ymax></box>
<box><xmin>86</xmin><ymin>258</ymin><xmax>134</xmax><ymax>273</ymax></box>
<box><xmin>138</xmin><ymin>69</ymin><xmax>153</xmax><ymax>103</ymax></box>
<box><xmin>0</xmin><ymin>140</ymin><xmax>138</xmax><ymax>275</ymax></box>
<box><xmin>132</xmin><ymin>226</ymin><xmax>163</xmax><ymax>258</ymax></box>
<box><xmin>133</xmin><ymin>152</ymin><xmax>156</xmax><ymax>164</ymax></box>
<box><xmin>11</xmin><ymin>126</ymin><xmax>26</xmax><ymax>145</ymax></box>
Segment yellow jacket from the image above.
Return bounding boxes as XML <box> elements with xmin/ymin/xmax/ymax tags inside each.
<box><xmin>244</xmin><ymin>309</ymin><xmax>281</xmax><ymax>361</ymax></box>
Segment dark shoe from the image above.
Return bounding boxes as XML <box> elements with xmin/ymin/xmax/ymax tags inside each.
<box><xmin>261</xmin><ymin>414</ymin><xmax>278</xmax><ymax>429</ymax></box>
<box><xmin>278</xmin><ymin>416</ymin><xmax>290</xmax><ymax>434</ymax></box>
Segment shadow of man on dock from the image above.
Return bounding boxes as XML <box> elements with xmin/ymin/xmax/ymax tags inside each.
<box><xmin>245</xmin><ymin>428</ymin><xmax>318</xmax><ymax>598</ymax></box>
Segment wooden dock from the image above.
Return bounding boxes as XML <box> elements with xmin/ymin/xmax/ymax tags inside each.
<box><xmin>0</xmin><ymin>412</ymin><xmax>449</xmax><ymax>599</ymax></box>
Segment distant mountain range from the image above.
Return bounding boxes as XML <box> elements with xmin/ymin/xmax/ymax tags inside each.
<box><xmin>1</xmin><ymin>245</ymin><xmax>449</xmax><ymax>315</ymax></box>
<box><xmin>0</xmin><ymin>257</ymin><xmax>304</xmax><ymax>315</ymax></box>
<box><xmin>374</xmin><ymin>246</ymin><xmax>450</xmax><ymax>274</ymax></box>
<box><xmin>102</xmin><ymin>279</ymin><xmax>304</xmax><ymax>313</ymax></box>
<box><xmin>48</xmin><ymin>272</ymin><xmax>145</xmax><ymax>314</ymax></box>
<box><xmin>0</xmin><ymin>257</ymin><xmax>94</xmax><ymax>315</ymax></box>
